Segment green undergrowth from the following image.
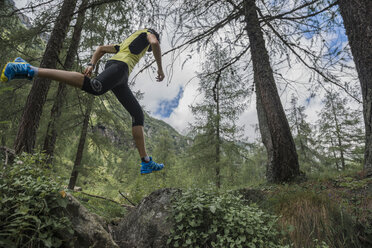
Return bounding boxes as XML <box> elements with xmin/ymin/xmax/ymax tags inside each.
<box><xmin>0</xmin><ymin>153</ymin><xmax>73</xmax><ymax>248</ymax></box>
<box><xmin>1</xmin><ymin>151</ymin><xmax>370</xmax><ymax>248</ymax></box>
<box><xmin>168</xmin><ymin>188</ymin><xmax>289</xmax><ymax>248</ymax></box>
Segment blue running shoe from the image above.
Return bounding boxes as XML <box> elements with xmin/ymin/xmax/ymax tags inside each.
<box><xmin>1</xmin><ymin>58</ymin><xmax>35</xmax><ymax>82</ymax></box>
<box><xmin>140</xmin><ymin>157</ymin><xmax>164</xmax><ymax>175</ymax></box>
<box><xmin>14</xmin><ymin>57</ymin><xmax>26</xmax><ymax>63</ymax></box>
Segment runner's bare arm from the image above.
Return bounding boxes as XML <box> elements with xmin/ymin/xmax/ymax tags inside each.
<box><xmin>147</xmin><ymin>33</ymin><xmax>164</xmax><ymax>82</ymax></box>
<box><xmin>84</xmin><ymin>45</ymin><xmax>118</xmax><ymax>76</ymax></box>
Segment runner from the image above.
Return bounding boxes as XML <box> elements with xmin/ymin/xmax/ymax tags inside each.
<box><xmin>1</xmin><ymin>28</ymin><xmax>165</xmax><ymax>175</ymax></box>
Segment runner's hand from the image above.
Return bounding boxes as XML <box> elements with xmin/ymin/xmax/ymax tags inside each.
<box><xmin>84</xmin><ymin>66</ymin><xmax>94</xmax><ymax>77</ymax></box>
<box><xmin>156</xmin><ymin>69</ymin><xmax>165</xmax><ymax>82</ymax></box>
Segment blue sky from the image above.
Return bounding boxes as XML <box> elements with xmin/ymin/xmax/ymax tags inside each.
<box><xmin>300</xmin><ymin>7</ymin><xmax>348</xmax><ymax>58</ymax></box>
<box><xmin>155</xmin><ymin>87</ymin><xmax>184</xmax><ymax>118</ymax></box>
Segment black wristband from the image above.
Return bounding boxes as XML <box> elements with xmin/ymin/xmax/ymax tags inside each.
<box><xmin>87</xmin><ymin>63</ymin><xmax>95</xmax><ymax>68</ymax></box>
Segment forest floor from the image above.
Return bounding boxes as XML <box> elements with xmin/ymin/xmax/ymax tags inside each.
<box><xmin>238</xmin><ymin>170</ymin><xmax>372</xmax><ymax>247</ymax></box>
<box><xmin>74</xmin><ymin>170</ymin><xmax>372</xmax><ymax>247</ymax></box>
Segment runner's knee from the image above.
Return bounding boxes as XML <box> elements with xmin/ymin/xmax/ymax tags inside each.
<box><xmin>81</xmin><ymin>76</ymin><xmax>108</xmax><ymax>96</ymax></box>
<box><xmin>132</xmin><ymin>110</ymin><xmax>144</xmax><ymax>127</ymax></box>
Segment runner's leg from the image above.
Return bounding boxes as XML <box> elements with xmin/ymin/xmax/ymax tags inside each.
<box><xmin>111</xmin><ymin>83</ymin><xmax>147</xmax><ymax>158</ymax></box>
<box><xmin>37</xmin><ymin>68</ymin><xmax>84</xmax><ymax>88</ymax></box>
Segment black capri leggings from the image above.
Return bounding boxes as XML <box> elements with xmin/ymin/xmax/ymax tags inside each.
<box><xmin>82</xmin><ymin>60</ymin><xmax>144</xmax><ymax>126</ymax></box>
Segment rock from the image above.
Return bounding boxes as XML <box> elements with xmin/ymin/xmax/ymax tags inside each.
<box><xmin>65</xmin><ymin>193</ymin><xmax>119</xmax><ymax>248</ymax></box>
<box><xmin>111</xmin><ymin>188</ymin><xmax>181</xmax><ymax>248</ymax></box>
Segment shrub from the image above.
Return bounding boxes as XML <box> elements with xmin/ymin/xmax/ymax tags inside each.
<box><xmin>0</xmin><ymin>153</ymin><xmax>73</xmax><ymax>248</ymax></box>
<box><xmin>167</xmin><ymin>188</ymin><xmax>288</xmax><ymax>248</ymax></box>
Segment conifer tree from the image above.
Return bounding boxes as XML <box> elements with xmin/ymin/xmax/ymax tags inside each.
<box><xmin>43</xmin><ymin>0</ymin><xmax>89</xmax><ymax>163</ymax></box>
<box><xmin>189</xmin><ymin>44</ymin><xmax>249</xmax><ymax>188</ymax></box>
<box><xmin>68</xmin><ymin>95</ymin><xmax>94</xmax><ymax>190</ymax></box>
<box><xmin>317</xmin><ymin>91</ymin><xmax>364</xmax><ymax>170</ymax></box>
<box><xmin>287</xmin><ymin>95</ymin><xmax>321</xmax><ymax>172</ymax></box>
<box><xmin>243</xmin><ymin>0</ymin><xmax>300</xmax><ymax>182</ymax></box>
<box><xmin>338</xmin><ymin>0</ymin><xmax>372</xmax><ymax>175</ymax></box>
<box><xmin>14</xmin><ymin>0</ymin><xmax>78</xmax><ymax>154</ymax></box>
<box><xmin>67</xmin><ymin>1</ymin><xmax>132</xmax><ymax>189</ymax></box>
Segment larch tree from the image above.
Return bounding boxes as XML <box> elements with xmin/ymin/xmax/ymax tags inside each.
<box><xmin>317</xmin><ymin>91</ymin><xmax>364</xmax><ymax>170</ymax></box>
<box><xmin>67</xmin><ymin>0</ymin><xmax>132</xmax><ymax>189</ymax></box>
<box><xmin>287</xmin><ymin>95</ymin><xmax>321</xmax><ymax>172</ymax></box>
<box><xmin>166</xmin><ymin>0</ymin><xmax>302</xmax><ymax>183</ymax></box>
<box><xmin>43</xmin><ymin>0</ymin><xmax>89</xmax><ymax>162</ymax></box>
<box><xmin>68</xmin><ymin>95</ymin><xmax>94</xmax><ymax>190</ymax></box>
<box><xmin>243</xmin><ymin>0</ymin><xmax>300</xmax><ymax>182</ymax></box>
<box><xmin>189</xmin><ymin>44</ymin><xmax>249</xmax><ymax>188</ymax></box>
<box><xmin>14</xmin><ymin>0</ymin><xmax>78</xmax><ymax>154</ymax></box>
<box><xmin>338</xmin><ymin>0</ymin><xmax>372</xmax><ymax>175</ymax></box>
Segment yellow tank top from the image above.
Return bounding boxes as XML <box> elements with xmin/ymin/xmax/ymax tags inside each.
<box><xmin>109</xmin><ymin>29</ymin><xmax>153</xmax><ymax>74</ymax></box>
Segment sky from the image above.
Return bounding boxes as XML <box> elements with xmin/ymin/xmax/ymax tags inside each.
<box><xmin>14</xmin><ymin>0</ymin><xmax>361</xmax><ymax>142</ymax></box>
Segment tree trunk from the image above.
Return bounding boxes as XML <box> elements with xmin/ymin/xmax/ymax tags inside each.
<box><xmin>330</xmin><ymin>138</ymin><xmax>340</xmax><ymax>170</ymax></box>
<box><xmin>213</xmin><ymin>73</ymin><xmax>221</xmax><ymax>188</ymax></box>
<box><xmin>244</xmin><ymin>0</ymin><xmax>300</xmax><ymax>183</ymax></box>
<box><xmin>43</xmin><ymin>0</ymin><xmax>88</xmax><ymax>162</ymax></box>
<box><xmin>68</xmin><ymin>96</ymin><xmax>94</xmax><ymax>190</ymax></box>
<box><xmin>14</xmin><ymin>0</ymin><xmax>77</xmax><ymax>154</ymax></box>
<box><xmin>330</xmin><ymin>97</ymin><xmax>346</xmax><ymax>170</ymax></box>
<box><xmin>68</xmin><ymin>6</ymin><xmax>112</xmax><ymax>189</ymax></box>
<box><xmin>338</xmin><ymin>0</ymin><xmax>372</xmax><ymax>176</ymax></box>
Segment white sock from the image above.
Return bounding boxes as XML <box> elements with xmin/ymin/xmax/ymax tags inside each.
<box><xmin>142</xmin><ymin>156</ymin><xmax>150</xmax><ymax>163</ymax></box>
<box><xmin>30</xmin><ymin>66</ymin><xmax>38</xmax><ymax>76</ymax></box>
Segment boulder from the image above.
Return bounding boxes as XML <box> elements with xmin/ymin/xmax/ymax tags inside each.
<box><xmin>65</xmin><ymin>193</ymin><xmax>119</xmax><ymax>248</ymax></box>
<box><xmin>111</xmin><ymin>188</ymin><xmax>180</xmax><ymax>248</ymax></box>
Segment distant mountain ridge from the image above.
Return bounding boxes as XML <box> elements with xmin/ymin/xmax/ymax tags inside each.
<box><xmin>93</xmin><ymin>112</ymin><xmax>189</xmax><ymax>154</ymax></box>
<box><xmin>6</xmin><ymin>0</ymin><xmax>49</xmax><ymax>41</ymax></box>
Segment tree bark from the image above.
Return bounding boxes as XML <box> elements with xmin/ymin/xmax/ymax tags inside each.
<box><xmin>68</xmin><ymin>6</ymin><xmax>112</xmax><ymax>189</ymax></box>
<box><xmin>213</xmin><ymin>73</ymin><xmax>221</xmax><ymax>188</ymax></box>
<box><xmin>244</xmin><ymin>0</ymin><xmax>300</xmax><ymax>183</ymax></box>
<box><xmin>338</xmin><ymin>0</ymin><xmax>372</xmax><ymax>176</ymax></box>
<box><xmin>68</xmin><ymin>95</ymin><xmax>94</xmax><ymax>190</ymax></box>
<box><xmin>14</xmin><ymin>0</ymin><xmax>77</xmax><ymax>154</ymax></box>
<box><xmin>43</xmin><ymin>0</ymin><xmax>88</xmax><ymax>162</ymax></box>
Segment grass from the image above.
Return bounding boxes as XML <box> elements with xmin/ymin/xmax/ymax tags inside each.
<box><xmin>240</xmin><ymin>170</ymin><xmax>372</xmax><ymax>248</ymax></box>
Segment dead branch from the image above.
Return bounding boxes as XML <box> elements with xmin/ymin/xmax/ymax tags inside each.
<box><xmin>73</xmin><ymin>0</ymin><xmax>124</xmax><ymax>15</ymax></box>
<box><xmin>80</xmin><ymin>191</ymin><xmax>134</xmax><ymax>210</ymax></box>
<box><xmin>119</xmin><ymin>191</ymin><xmax>136</xmax><ymax>206</ymax></box>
